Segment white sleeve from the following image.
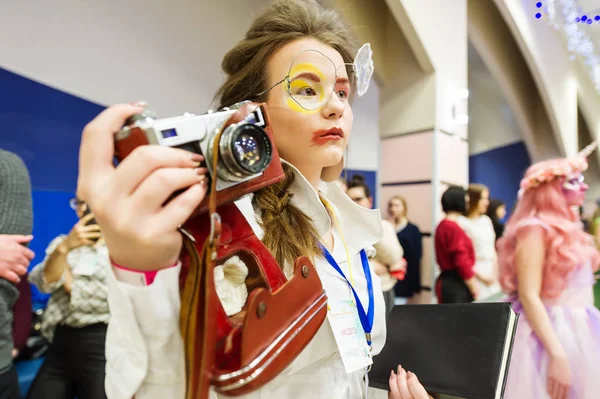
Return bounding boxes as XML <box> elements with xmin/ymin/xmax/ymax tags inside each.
<box><xmin>27</xmin><ymin>235</ymin><xmax>67</xmax><ymax>293</ymax></box>
<box><xmin>372</xmin><ymin>221</ymin><xmax>403</xmax><ymax>267</ymax></box>
<box><xmin>104</xmin><ymin>264</ymin><xmax>185</xmax><ymax>399</ymax></box>
<box><xmin>457</xmin><ymin>216</ymin><xmax>472</xmax><ymax>238</ymax></box>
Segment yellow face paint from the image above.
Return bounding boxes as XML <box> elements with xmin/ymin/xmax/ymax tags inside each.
<box><xmin>284</xmin><ymin>62</ymin><xmax>331</xmax><ymax>114</ymax></box>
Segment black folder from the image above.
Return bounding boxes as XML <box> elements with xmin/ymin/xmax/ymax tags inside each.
<box><xmin>369</xmin><ymin>303</ymin><xmax>519</xmax><ymax>399</ymax></box>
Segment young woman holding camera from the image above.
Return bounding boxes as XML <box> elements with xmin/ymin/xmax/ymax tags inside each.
<box><xmin>77</xmin><ymin>1</ymin><xmax>431</xmax><ymax>398</ymax></box>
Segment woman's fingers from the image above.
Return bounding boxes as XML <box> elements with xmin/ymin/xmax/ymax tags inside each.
<box><xmin>79</xmin><ymin>213</ymin><xmax>96</xmax><ymax>226</ymax></box>
<box><xmin>80</xmin><ymin>224</ymin><xmax>102</xmax><ymax>232</ymax></box>
<box><xmin>79</xmin><ymin>232</ymin><xmax>103</xmax><ymax>240</ymax></box>
<box><xmin>554</xmin><ymin>384</ymin><xmax>567</xmax><ymax>399</ymax></box>
<box><xmin>132</xmin><ymin>166</ymin><xmax>208</xmax><ymax>212</ymax></box>
<box><xmin>113</xmin><ymin>146</ymin><xmax>204</xmax><ymax>196</ymax></box>
<box><xmin>389</xmin><ymin>370</ymin><xmax>402</xmax><ymax>399</ymax></box>
<box><xmin>157</xmin><ymin>180</ymin><xmax>209</xmax><ymax>231</ymax></box>
<box><xmin>395</xmin><ymin>366</ymin><xmax>412</xmax><ymax>399</ymax></box>
<box><xmin>406</xmin><ymin>372</ymin><xmax>431</xmax><ymax>399</ymax></box>
<box><xmin>547</xmin><ymin>379</ymin><xmax>557</xmax><ymax>399</ymax></box>
<box><xmin>388</xmin><ymin>367</ymin><xmax>431</xmax><ymax>399</ymax></box>
<box><xmin>79</xmin><ymin>103</ymin><xmax>146</xmax><ymax>201</ymax></box>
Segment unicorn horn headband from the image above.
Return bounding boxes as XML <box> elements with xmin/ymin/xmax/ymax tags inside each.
<box><xmin>578</xmin><ymin>141</ymin><xmax>598</xmax><ymax>159</ymax></box>
<box><xmin>518</xmin><ymin>140</ymin><xmax>598</xmax><ymax>198</ymax></box>
<box><xmin>569</xmin><ymin>140</ymin><xmax>598</xmax><ymax>172</ymax></box>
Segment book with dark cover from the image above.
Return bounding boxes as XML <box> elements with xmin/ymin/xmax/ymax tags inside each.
<box><xmin>369</xmin><ymin>303</ymin><xmax>519</xmax><ymax>399</ymax></box>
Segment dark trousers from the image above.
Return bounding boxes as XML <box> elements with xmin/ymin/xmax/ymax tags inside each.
<box><xmin>0</xmin><ymin>366</ymin><xmax>20</xmax><ymax>399</ymax></box>
<box><xmin>382</xmin><ymin>288</ymin><xmax>395</xmax><ymax>320</ymax></box>
<box><xmin>436</xmin><ymin>270</ymin><xmax>474</xmax><ymax>304</ymax></box>
<box><xmin>26</xmin><ymin>324</ymin><xmax>107</xmax><ymax>399</ymax></box>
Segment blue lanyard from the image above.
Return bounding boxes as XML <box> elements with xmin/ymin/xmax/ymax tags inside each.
<box><xmin>321</xmin><ymin>245</ymin><xmax>375</xmax><ymax>346</ymax></box>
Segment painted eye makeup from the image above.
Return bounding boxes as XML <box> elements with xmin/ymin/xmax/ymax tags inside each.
<box><xmin>563</xmin><ymin>174</ymin><xmax>584</xmax><ymax>190</ymax></box>
<box><xmin>253</xmin><ymin>43</ymin><xmax>373</xmax><ymax>113</ymax></box>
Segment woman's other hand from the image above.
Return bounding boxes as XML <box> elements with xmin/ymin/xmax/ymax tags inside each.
<box><xmin>77</xmin><ymin>104</ymin><xmax>209</xmax><ymax>271</ymax></box>
<box><xmin>547</xmin><ymin>352</ymin><xmax>571</xmax><ymax>399</ymax></box>
<box><xmin>464</xmin><ymin>277</ymin><xmax>479</xmax><ymax>300</ymax></box>
<box><xmin>389</xmin><ymin>365</ymin><xmax>434</xmax><ymax>399</ymax></box>
<box><xmin>63</xmin><ymin>213</ymin><xmax>102</xmax><ymax>250</ymax></box>
<box><xmin>482</xmin><ymin>276</ymin><xmax>496</xmax><ymax>287</ymax></box>
<box><xmin>398</xmin><ymin>258</ymin><xmax>407</xmax><ymax>272</ymax></box>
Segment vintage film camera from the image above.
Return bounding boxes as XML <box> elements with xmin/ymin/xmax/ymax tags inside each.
<box><xmin>114</xmin><ymin>101</ymin><xmax>284</xmax><ymax>213</ymax></box>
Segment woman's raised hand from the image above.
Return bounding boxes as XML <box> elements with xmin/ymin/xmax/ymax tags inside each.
<box><xmin>63</xmin><ymin>213</ymin><xmax>102</xmax><ymax>250</ymax></box>
<box><xmin>78</xmin><ymin>103</ymin><xmax>209</xmax><ymax>271</ymax></box>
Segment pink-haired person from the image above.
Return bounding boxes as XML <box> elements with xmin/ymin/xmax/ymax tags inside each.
<box><xmin>498</xmin><ymin>143</ymin><xmax>600</xmax><ymax>399</ymax></box>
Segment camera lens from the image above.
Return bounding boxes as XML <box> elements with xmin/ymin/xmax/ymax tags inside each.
<box><xmin>217</xmin><ymin>123</ymin><xmax>272</xmax><ymax>181</ymax></box>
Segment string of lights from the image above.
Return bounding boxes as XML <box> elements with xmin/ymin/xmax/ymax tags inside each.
<box><xmin>543</xmin><ymin>0</ymin><xmax>600</xmax><ymax>92</ymax></box>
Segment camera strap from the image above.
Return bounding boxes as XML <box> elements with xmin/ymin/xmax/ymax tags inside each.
<box><xmin>179</xmin><ymin>115</ymin><xmax>227</xmax><ymax>399</ymax></box>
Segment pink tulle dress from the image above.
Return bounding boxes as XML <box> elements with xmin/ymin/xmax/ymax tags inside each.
<box><xmin>503</xmin><ymin>220</ymin><xmax>600</xmax><ymax>398</ymax></box>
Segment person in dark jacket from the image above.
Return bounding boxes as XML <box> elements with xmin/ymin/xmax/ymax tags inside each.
<box><xmin>486</xmin><ymin>199</ymin><xmax>506</xmax><ymax>242</ymax></box>
<box><xmin>388</xmin><ymin>195</ymin><xmax>423</xmax><ymax>302</ymax></box>
<box><xmin>0</xmin><ymin>149</ymin><xmax>34</xmax><ymax>399</ymax></box>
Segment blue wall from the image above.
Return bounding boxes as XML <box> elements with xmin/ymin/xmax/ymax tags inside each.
<box><xmin>469</xmin><ymin>141</ymin><xmax>531</xmax><ymax>218</ymax></box>
<box><xmin>0</xmin><ymin>67</ymin><xmax>106</xmax><ymax>305</ymax></box>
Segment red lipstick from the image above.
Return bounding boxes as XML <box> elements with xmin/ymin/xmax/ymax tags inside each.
<box><xmin>311</xmin><ymin>128</ymin><xmax>344</xmax><ymax>145</ymax></box>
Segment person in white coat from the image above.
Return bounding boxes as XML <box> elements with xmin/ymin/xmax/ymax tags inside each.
<box><xmin>76</xmin><ymin>1</ymin><xmax>433</xmax><ymax>398</ymax></box>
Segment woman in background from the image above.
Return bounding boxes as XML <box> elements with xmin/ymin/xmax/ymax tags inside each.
<box><xmin>346</xmin><ymin>175</ymin><xmax>405</xmax><ymax>316</ymax></box>
<box><xmin>486</xmin><ymin>199</ymin><xmax>506</xmax><ymax>242</ymax></box>
<box><xmin>434</xmin><ymin>186</ymin><xmax>478</xmax><ymax>303</ymax></box>
<box><xmin>27</xmin><ymin>197</ymin><xmax>108</xmax><ymax>399</ymax></box>
<box><xmin>458</xmin><ymin>184</ymin><xmax>500</xmax><ymax>300</ymax></box>
<box><xmin>498</xmin><ymin>148</ymin><xmax>600</xmax><ymax>399</ymax></box>
<box><xmin>388</xmin><ymin>196</ymin><xmax>423</xmax><ymax>303</ymax></box>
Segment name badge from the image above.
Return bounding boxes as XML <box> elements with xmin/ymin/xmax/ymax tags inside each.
<box><xmin>328</xmin><ymin>299</ymin><xmax>373</xmax><ymax>374</ymax></box>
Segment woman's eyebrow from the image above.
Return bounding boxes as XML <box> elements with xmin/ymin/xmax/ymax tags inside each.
<box><xmin>290</xmin><ymin>72</ymin><xmax>321</xmax><ymax>82</ymax></box>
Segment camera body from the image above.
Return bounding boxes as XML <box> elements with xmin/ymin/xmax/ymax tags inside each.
<box><xmin>114</xmin><ymin>101</ymin><xmax>284</xmax><ymax>215</ymax></box>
